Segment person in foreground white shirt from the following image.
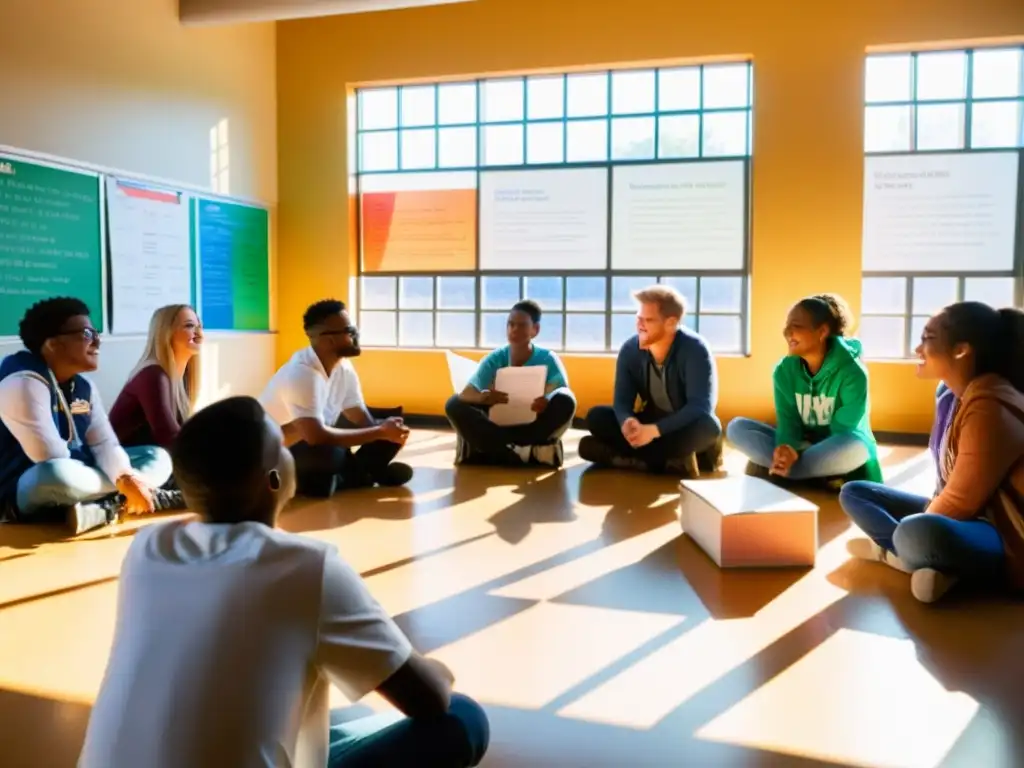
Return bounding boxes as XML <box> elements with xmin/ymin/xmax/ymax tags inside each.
<box><xmin>79</xmin><ymin>396</ymin><xmax>489</xmax><ymax>768</ymax></box>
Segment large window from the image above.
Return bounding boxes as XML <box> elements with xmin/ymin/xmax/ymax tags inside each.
<box><xmin>353</xmin><ymin>63</ymin><xmax>753</xmax><ymax>354</ymax></box>
<box><xmin>861</xmin><ymin>47</ymin><xmax>1024</xmax><ymax>359</ymax></box>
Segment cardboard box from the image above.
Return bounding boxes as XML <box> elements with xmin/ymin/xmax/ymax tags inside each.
<box><xmin>679</xmin><ymin>476</ymin><xmax>819</xmax><ymax>568</ymax></box>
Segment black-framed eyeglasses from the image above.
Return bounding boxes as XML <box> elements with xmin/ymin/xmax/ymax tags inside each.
<box><xmin>57</xmin><ymin>327</ymin><xmax>100</xmax><ymax>344</ymax></box>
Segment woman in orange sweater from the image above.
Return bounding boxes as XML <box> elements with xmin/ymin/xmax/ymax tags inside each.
<box><xmin>839</xmin><ymin>301</ymin><xmax>1024</xmax><ymax>604</ymax></box>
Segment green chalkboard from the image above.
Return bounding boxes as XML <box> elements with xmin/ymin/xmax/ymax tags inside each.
<box><xmin>0</xmin><ymin>154</ymin><xmax>103</xmax><ymax>334</ymax></box>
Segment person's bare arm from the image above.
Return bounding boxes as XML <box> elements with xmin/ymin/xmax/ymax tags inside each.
<box><xmin>376</xmin><ymin>653</ymin><xmax>454</xmax><ymax>718</ymax></box>
<box><xmin>283</xmin><ymin>417</ymin><xmax>390</xmax><ymax>448</ymax></box>
<box><xmin>458</xmin><ymin>384</ymin><xmax>507</xmax><ymax>406</ymax></box>
<box><xmin>342</xmin><ymin>404</ymin><xmax>376</xmax><ymax>427</ymax></box>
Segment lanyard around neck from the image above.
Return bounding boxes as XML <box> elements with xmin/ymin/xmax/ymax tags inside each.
<box><xmin>47</xmin><ymin>368</ymin><xmax>79</xmax><ymax>448</ymax></box>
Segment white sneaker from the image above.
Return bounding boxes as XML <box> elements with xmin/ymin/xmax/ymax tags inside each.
<box><xmin>511</xmin><ymin>445</ymin><xmax>532</xmax><ymax>464</ymax></box>
<box><xmin>910</xmin><ymin>569</ymin><xmax>958</xmax><ymax>603</ymax></box>
<box><xmin>531</xmin><ymin>443</ymin><xmax>564</xmax><ymax>468</ymax></box>
<box><xmin>66</xmin><ymin>501</ymin><xmax>114</xmax><ymax>536</ymax></box>
<box><xmin>846</xmin><ymin>537</ymin><xmax>913</xmax><ymax>574</ymax></box>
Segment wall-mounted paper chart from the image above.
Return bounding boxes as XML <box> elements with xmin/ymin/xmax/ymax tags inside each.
<box><xmin>480</xmin><ymin>168</ymin><xmax>608</xmax><ymax>270</ymax></box>
<box><xmin>611</xmin><ymin>161</ymin><xmax>746</xmax><ymax>270</ymax></box>
<box><xmin>863</xmin><ymin>152</ymin><xmax>1019</xmax><ymax>273</ymax></box>
<box><xmin>106</xmin><ymin>178</ymin><xmax>192</xmax><ymax>334</ymax></box>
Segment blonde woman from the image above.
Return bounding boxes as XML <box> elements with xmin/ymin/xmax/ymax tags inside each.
<box><xmin>110</xmin><ymin>304</ymin><xmax>203</xmax><ymax>450</ymax></box>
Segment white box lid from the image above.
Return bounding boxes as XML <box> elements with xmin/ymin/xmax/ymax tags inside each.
<box><xmin>680</xmin><ymin>476</ymin><xmax>819</xmax><ymax>516</ymax></box>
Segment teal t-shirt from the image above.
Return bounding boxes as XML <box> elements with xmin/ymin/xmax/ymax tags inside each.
<box><xmin>468</xmin><ymin>345</ymin><xmax>569</xmax><ymax>392</ymax></box>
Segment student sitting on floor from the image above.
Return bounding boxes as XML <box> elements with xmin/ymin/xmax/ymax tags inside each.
<box><xmin>579</xmin><ymin>284</ymin><xmax>722</xmax><ymax>477</ymax></box>
<box><xmin>445</xmin><ymin>299</ymin><xmax>576</xmax><ymax>468</ymax></box>
<box><xmin>726</xmin><ymin>293</ymin><xmax>881</xmax><ymax>485</ymax></box>
<box><xmin>260</xmin><ymin>299</ymin><xmax>412</xmax><ymax>497</ymax></box>
<box><xmin>79</xmin><ymin>396</ymin><xmax>489</xmax><ymax>768</ymax></box>
<box><xmin>0</xmin><ymin>298</ymin><xmax>175</xmax><ymax>535</ymax></box>
<box><xmin>840</xmin><ymin>302</ymin><xmax>1024</xmax><ymax>604</ymax></box>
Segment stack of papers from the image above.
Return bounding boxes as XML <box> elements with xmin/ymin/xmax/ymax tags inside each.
<box><xmin>489</xmin><ymin>366</ymin><xmax>546</xmax><ymax>426</ymax></box>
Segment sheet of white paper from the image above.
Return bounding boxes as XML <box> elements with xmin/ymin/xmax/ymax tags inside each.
<box><xmin>445</xmin><ymin>350</ymin><xmax>479</xmax><ymax>394</ymax></box>
<box><xmin>489</xmin><ymin>365</ymin><xmax>547</xmax><ymax>426</ymax></box>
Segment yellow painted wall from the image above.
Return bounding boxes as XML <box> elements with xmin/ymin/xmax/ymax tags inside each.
<box><xmin>277</xmin><ymin>0</ymin><xmax>1024</xmax><ymax>434</ymax></box>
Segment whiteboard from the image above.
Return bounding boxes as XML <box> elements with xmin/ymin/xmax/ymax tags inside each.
<box><xmin>479</xmin><ymin>168</ymin><xmax>608</xmax><ymax>270</ymax></box>
<box><xmin>611</xmin><ymin>161</ymin><xmax>746</xmax><ymax>270</ymax></box>
<box><xmin>107</xmin><ymin>178</ymin><xmax>193</xmax><ymax>333</ymax></box>
<box><xmin>862</xmin><ymin>152</ymin><xmax>1019</xmax><ymax>273</ymax></box>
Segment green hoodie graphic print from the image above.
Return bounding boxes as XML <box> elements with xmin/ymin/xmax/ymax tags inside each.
<box><xmin>772</xmin><ymin>337</ymin><xmax>882</xmax><ymax>482</ymax></box>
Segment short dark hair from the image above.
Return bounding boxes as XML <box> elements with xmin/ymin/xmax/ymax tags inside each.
<box><xmin>171</xmin><ymin>396</ymin><xmax>273</xmax><ymax>523</ymax></box>
<box><xmin>796</xmin><ymin>294</ymin><xmax>853</xmax><ymax>338</ymax></box>
<box><xmin>939</xmin><ymin>301</ymin><xmax>1024</xmax><ymax>392</ymax></box>
<box><xmin>303</xmin><ymin>299</ymin><xmax>346</xmax><ymax>332</ymax></box>
<box><xmin>512</xmin><ymin>299</ymin><xmax>542</xmax><ymax>324</ymax></box>
<box><xmin>19</xmin><ymin>297</ymin><xmax>91</xmax><ymax>355</ymax></box>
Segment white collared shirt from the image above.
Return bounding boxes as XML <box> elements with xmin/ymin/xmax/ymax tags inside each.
<box><xmin>259</xmin><ymin>347</ymin><xmax>365</xmax><ymax>427</ymax></box>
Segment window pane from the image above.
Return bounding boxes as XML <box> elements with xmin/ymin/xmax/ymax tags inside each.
<box><xmin>612</xmin><ymin>313</ymin><xmax>637</xmax><ymax>349</ymax></box>
<box><xmin>566</xmin><ymin>314</ymin><xmax>606</xmax><ymax>350</ymax></box>
<box><xmin>482</xmin><ymin>312</ymin><xmax>507</xmax><ymax>347</ymax></box>
<box><xmin>438</xmin><ymin>126</ymin><xmax>476</xmax><ymax>167</ymax></box>
<box><xmin>360</xmin><ymin>276</ymin><xmax>396</xmax><ymax>309</ymax></box>
<box><xmin>702</xmin><ymin>64</ymin><xmax>749</xmax><ymax>108</ymax></box>
<box><xmin>865</xmin><ymin>55</ymin><xmax>912</xmax><ymax>103</ymax></box>
<box><xmin>438</xmin><ymin>83</ymin><xmax>476</xmax><ymax>125</ymax></box>
<box><xmin>567</xmin><ymin>73</ymin><xmax>608</xmax><ymax>117</ymax></box>
<box><xmin>527</xmin><ymin>76</ymin><xmax>564</xmax><ymax>120</ymax></box>
<box><xmin>658</xmin><ymin>115</ymin><xmax>700</xmax><ymax>159</ymax></box>
<box><xmin>699</xmin><ymin>315</ymin><xmax>742</xmax><ymax>353</ymax></box>
<box><xmin>359</xmin><ymin>131</ymin><xmax>398</xmax><ymax>171</ymax></box>
<box><xmin>684</xmin><ymin>314</ymin><xmax>697</xmax><ymax>331</ymax></box>
<box><xmin>566</xmin><ymin>276</ymin><xmax>606</xmax><ymax>310</ymax></box>
<box><xmin>916</xmin><ymin>51</ymin><xmax>967</xmax><ymax>101</ymax></box>
<box><xmin>524</xmin><ymin>276</ymin><xmax>563</xmax><ymax>310</ymax></box>
<box><xmin>972</xmin><ymin>48</ymin><xmax>1023</xmax><ymax>99</ymax></box>
<box><xmin>539</xmin><ymin>312</ymin><xmax>563</xmax><ymax>349</ymax></box>
<box><xmin>481</xmin><ymin>79</ymin><xmax>524</xmax><ymax>123</ymax></box>
<box><xmin>437</xmin><ymin>276</ymin><xmax>476</xmax><ymax>309</ymax></box>
<box><xmin>481</xmin><ymin>124</ymin><xmax>525</xmax><ymax>166</ymax></box>
<box><xmin>611</xmin><ymin>70</ymin><xmax>655</xmax><ymax>115</ymax></box>
<box><xmin>861</xmin><ymin>277</ymin><xmax>906</xmax><ymax>315</ymax></box>
<box><xmin>400</xmin><ymin>129</ymin><xmax>436</xmax><ymax>169</ymax></box>
<box><xmin>399</xmin><ymin>276</ymin><xmax>433</xmax><ymax>309</ymax></box>
<box><xmin>526</xmin><ymin>122</ymin><xmax>564</xmax><ymax>164</ymax></box>
<box><xmin>612</xmin><ymin>275</ymin><xmax>656</xmax><ymax>309</ymax></box>
<box><xmin>864</xmin><ymin>105</ymin><xmax>911</xmax><ymax>152</ymax></box>
<box><xmin>970</xmin><ymin>101</ymin><xmax>1022</xmax><ymax>149</ymax></box>
<box><xmin>916</xmin><ymin>103</ymin><xmax>964</xmax><ymax>151</ymax></box>
<box><xmin>611</xmin><ymin>117</ymin><xmax>655</xmax><ymax>160</ymax></box>
<box><xmin>360</xmin><ymin>311</ymin><xmax>397</xmax><ymax>346</ymax></box>
<box><xmin>359</xmin><ymin>88</ymin><xmax>398</xmax><ymax>129</ymax></box>
<box><xmin>700</xmin><ymin>276</ymin><xmax>743</xmax><ymax>313</ymax></box>
<box><xmin>659</xmin><ymin>276</ymin><xmax>698</xmax><ymax>311</ymax></box>
<box><xmin>566</xmin><ymin>119</ymin><xmax>608</xmax><ymax>162</ymax></box>
<box><xmin>913</xmin><ymin>277</ymin><xmax>958</xmax><ymax>315</ymax></box>
<box><xmin>859</xmin><ymin>316</ymin><xmax>906</xmax><ymax>359</ymax></box>
<box><xmin>964</xmin><ymin>277</ymin><xmax>1015</xmax><ymax>308</ymax></box>
<box><xmin>482</xmin><ymin>276</ymin><xmax>520</xmax><ymax>309</ymax></box>
<box><xmin>702</xmin><ymin>111</ymin><xmax>748</xmax><ymax>156</ymax></box>
<box><xmin>436</xmin><ymin>312</ymin><xmax>476</xmax><ymax>347</ymax></box>
<box><xmin>399</xmin><ymin>312</ymin><xmax>433</xmax><ymax>346</ymax></box>
<box><xmin>658</xmin><ymin>67</ymin><xmax>701</xmax><ymax>112</ymax></box>
<box><xmin>400</xmin><ymin>85</ymin><xmax>435</xmax><ymax>127</ymax></box>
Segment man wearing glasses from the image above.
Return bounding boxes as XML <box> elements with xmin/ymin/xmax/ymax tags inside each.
<box><xmin>0</xmin><ymin>297</ymin><xmax>175</xmax><ymax>534</ymax></box>
<box><xmin>260</xmin><ymin>299</ymin><xmax>412</xmax><ymax>497</ymax></box>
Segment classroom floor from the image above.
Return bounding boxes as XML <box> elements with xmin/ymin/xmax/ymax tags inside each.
<box><xmin>1</xmin><ymin>429</ymin><xmax>1022</xmax><ymax>767</ymax></box>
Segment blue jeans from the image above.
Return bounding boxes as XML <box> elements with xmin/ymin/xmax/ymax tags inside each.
<box><xmin>726</xmin><ymin>417</ymin><xmax>869</xmax><ymax>480</ymax></box>
<box><xmin>328</xmin><ymin>694</ymin><xmax>489</xmax><ymax>767</ymax></box>
<box><xmin>839</xmin><ymin>481</ymin><xmax>1005</xmax><ymax>582</ymax></box>
<box><xmin>15</xmin><ymin>446</ymin><xmax>172</xmax><ymax>516</ymax></box>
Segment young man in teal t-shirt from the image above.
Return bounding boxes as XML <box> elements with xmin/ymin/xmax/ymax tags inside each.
<box><xmin>444</xmin><ymin>300</ymin><xmax>576</xmax><ymax>467</ymax></box>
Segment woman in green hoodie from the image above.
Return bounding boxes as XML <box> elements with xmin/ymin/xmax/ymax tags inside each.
<box><xmin>726</xmin><ymin>294</ymin><xmax>882</xmax><ymax>483</ymax></box>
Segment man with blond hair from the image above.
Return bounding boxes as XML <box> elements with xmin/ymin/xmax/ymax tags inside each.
<box><xmin>579</xmin><ymin>284</ymin><xmax>722</xmax><ymax>476</ymax></box>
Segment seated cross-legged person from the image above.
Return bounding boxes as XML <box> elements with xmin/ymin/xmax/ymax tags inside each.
<box><xmin>260</xmin><ymin>299</ymin><xmax>412</xmax><ymax>497</ymax></box>
<box><xmin>579</xmin><ymin>285</ymin><xmax>722</xmax><ymax>476</ymax></box>
<box><xmin>840</xmin><ymin>302</ymin><xmax>1024</xmax><ymax>604</ymax></box>
<box><xmin>0</xmin><ymin>298</ymin><xmax>173</xmax><ymax>534</ymax></box>
<box><xmin>726</xmin><ymin>294</ymin><xmax>881</xmax><ymax>485</ymax></box>
<box><xmin>79</xmin><ymin>396</ymin><xmax>489</xmax><ymax>768</ymax></box>
<box><xmin>445</xmin><ymin>300</ymin><xmax>576</xmax><ymax>468</ymax></box>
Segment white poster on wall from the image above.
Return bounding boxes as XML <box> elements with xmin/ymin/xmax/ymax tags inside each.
<box><xmin>610</xmin><ymin>160</ymin><xmax>746</xmax><ymax>271</ymax></box>
<box><xmin>862</xmin><ymin>152</ymin><xmax>1019</xmax><ymax>273</ymax></box>
<box><xmin>107</xmin><ymin>177</ymin><xmax>192</xmax><ymax>333</ymax></box>
<box><xmin>479</xmin><ymin>167</ymin><xmax>608</xmax><ymax>270</ymax></box>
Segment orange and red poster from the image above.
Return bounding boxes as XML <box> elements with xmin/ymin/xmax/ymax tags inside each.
<box><xmin>360</xmin><ymin>171</ymin><xmax>477</xmax><ymax>272</ymax></box>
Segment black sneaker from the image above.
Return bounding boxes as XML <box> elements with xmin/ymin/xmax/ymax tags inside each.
<box><xmin>67</xmin><ymin>496</ymin><xmax>122</xmax><ymax>536</ymax></box>
<box><xmin>377</xmin><ymin>462</ymin><xmax>413</xmax><ymax>487</ymax></box>
<box><xmin>578</xmin><ymin>436</ymin><xmax>648</xmax><ymax>472</ymax></box>
<box><xmin>743</xmin><ymin>461</ymin><xmax>772</xmax><ymax>480</ymax></box>
<box><xmin>697</xmin><ymin>435</ymin><xmax>725</xmax><ymax>473</ymax></box>
<box><xmin>664</xmin><ymin>453</ymin><xmax>700</xmax><ymax>479</ymax></box>
<box><xmin>152</xmin><ymin>488</ymin><xmax>188</xmax><ymax>511</ymax></box>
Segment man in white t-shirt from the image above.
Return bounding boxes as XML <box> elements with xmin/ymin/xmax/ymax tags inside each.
<box><xmin>79</xmin><ymin>396</ymin><xmax>489</xmax><ymax>768</ymax></box>
<box><xmin>260</xmin><ymin>299</ymin><xmax>412</xmax><ymax>497</ymax></box>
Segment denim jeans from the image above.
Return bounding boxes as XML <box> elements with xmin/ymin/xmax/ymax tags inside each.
<box><xmin>726</xmin><ymin>417</ymin><xmax>869</xmax><ymax>480</ymax></box>
<box><xmin>328</xmin><ymin>693</ymin><xmax>489</xmax><ymax>767</ymax></box>
<box><xmin>15</xmin><ymin>445</ymin><xmax>172</xmax><ymax>516</ymax></box>
<box><xmin>839</xmin><ymin>480</ymin><xmax>1005</xmax><ymax>582</ymax></box>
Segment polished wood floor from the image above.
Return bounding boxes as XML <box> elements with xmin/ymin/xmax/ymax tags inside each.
<box><xmin>1</xmin><ymin>429</ymin><xmax>1022</xmax><ymax>767</ymax></box>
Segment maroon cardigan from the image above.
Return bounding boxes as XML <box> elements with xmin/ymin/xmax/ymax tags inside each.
<box><xmin>109</xmin><ymin>364</ymin><xmax>183</xmax><ymax>449</ymax></box>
